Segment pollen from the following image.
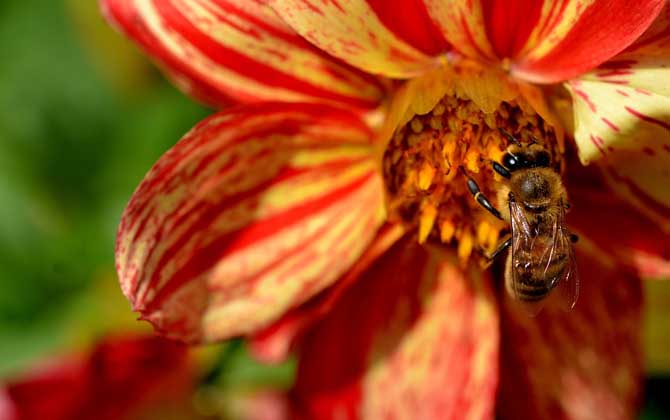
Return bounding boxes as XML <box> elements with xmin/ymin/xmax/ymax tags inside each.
<box><xmin>382</xmin><ymin>94</ymin><xmax>561</xmax><ymax>265</ymax></box>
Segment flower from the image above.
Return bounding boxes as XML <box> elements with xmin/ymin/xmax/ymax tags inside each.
<box><xmin>101</xmin><ymin>0</ymin><xmax>670</xmax><ymax>418</ymax></box>
<box><xmin>1</xmin><ymin>335</ymin><xmax>194</xmax><ymax>420</ymax></box>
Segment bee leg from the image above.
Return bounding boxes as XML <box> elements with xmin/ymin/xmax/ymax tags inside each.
<box><xmin>491</xmin><ymin>161</ymin><xmax>511</xmax><ymax>179</ymax></box>
<box><xmin>461</xmin><ymin>168</ymin><xmax>503</xmax><ymax>220</ymax></box>
<box><xmin>487</xmin><ymin>237</ymin><xmax>512</xmax><ymax>261</ymax></box>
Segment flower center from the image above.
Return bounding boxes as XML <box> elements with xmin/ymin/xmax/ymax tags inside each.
<box><xmin>382</xmin><ymin>93</ymin><xmax>562</xmax><ymax>264</ymax></box>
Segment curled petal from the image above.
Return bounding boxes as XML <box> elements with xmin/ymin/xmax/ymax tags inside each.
<box><xmin>266</xmin><ymin>0</ymin><xmax>440</xmax><ymax>78</ymax></box>
<box><xmin>498</xmin><ymin>246</ymin><xmax>643</xmax><ymax>419</ymax></box>
<box><xmin>565</xmin><ymin>9</ymin><xmax>670</xmax><ymax>231</ymax></box>
<box><xmin>290</xmin><ymin>239</ymin><xmax>499</xmax><ymax>419</ymax></box>
<box><xmin>116</xmin><ymin>103</ymin><xmax>386</xmax><ymax>343</ymax></box>
<box><xmin>100</xmin><ymin>0</ymin><xmax>385</xmax><ymax>108</ymax></box>
<box><xmin>423</xmin><ymin>0</ymin><xmax>665</xmax><ymax>83</ymax></box>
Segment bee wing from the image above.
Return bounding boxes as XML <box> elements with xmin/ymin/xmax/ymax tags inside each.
<box><xmin>508</xmin><ymin>199</ymin><xmax>579</xmax><ymax>313</ymax></box>
<box><xmin>508</xmin><ymin>197</ymin><xmax>540</xmax><ymax>314</ymax></box>
<box><xmin>549</xmin><ymin>205</ymin><xmax>579</xmax><ymax>311</ymax></box>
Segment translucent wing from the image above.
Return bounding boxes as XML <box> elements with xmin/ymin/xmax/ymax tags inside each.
<box><xmin>550</xmin><ymin>205</ymin><xmax>579</xmax><ymax>310</ymax></box>
<box><xmin>507</xmin><ymin>196</ymin><xmax>539</xmax><ymax>313</ymax></box>
<box><xmin>508</xmin><ymin>197</ymin><xmax>579</xmax><ymax>312</ymax></box>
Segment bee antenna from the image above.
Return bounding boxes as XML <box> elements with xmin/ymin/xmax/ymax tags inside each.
<box><xmin>499</xmin><ymin>129</ymin><xmax>522</xmax><ymax>146</ymax></box>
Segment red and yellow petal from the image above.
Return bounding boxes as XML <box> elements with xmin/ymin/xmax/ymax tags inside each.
<box><xmin>512</xmin><ymin>0</ymin><xmax>665</xmax><ymax>83</ymax></box>
<box><xmin>249</xmin><ymin>222</ymin><xmax>406</xmax><ymax>364</ymax></box>
<box><xmin>421</xmin><ymin>0</ymin><xmax>497</xmax><ymax>63</ymax></box>
<box><xmin>565</xmin><ymin>7</ymin><xmax>670</xmax><ymax>232</ymax></box>
<box><xmin>266</xmin><ymin>0</ymin><xmax>441</xmax><ymax>78</ymax></box>
<box><xmin>290</xmin><ymin>238</ymin><xmax>499</xmax><ymax>419</ymax></box>
<box><xmin>498</xmin><ymin>245</ymin><xmax>643</xmax><ymax>419</ymax></box>
<box><xmin>423</xmin><ymin>0</ymin><xmax>664</xmax><ymax>83</ymax></box>
<box><xmin>100</xmin><ymin>0</ymin><xmax>385</xmax><ymax>109</ymax></box>
<box><xmin>116</xmin><ymin>103</ymin><xmax>386</xmax><ymax>343</ymax></box>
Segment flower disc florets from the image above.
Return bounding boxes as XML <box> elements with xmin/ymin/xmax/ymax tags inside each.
<box><xmin>382</xmin><ymin>93</ymin><xmax>563</xmax><ymax>264</ymax></box>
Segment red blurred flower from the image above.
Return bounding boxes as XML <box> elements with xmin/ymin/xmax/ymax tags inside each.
<box><xmin>101</xmin><ymin>1</ymin><xmax>670</xmax><ymax>418</ymax></box>
<box><xmin>2</xmin><ymin>335</ymin><xmax>193</xmax><ymax>420</ymax></box>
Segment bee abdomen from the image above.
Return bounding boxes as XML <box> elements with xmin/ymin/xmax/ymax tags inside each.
<box><xmin>506</xmin><ymin>254</ymin><xmax>568</xmax><ymax>302</ymax></box>
<box><xmin>511</xmin><ymin>275</ymin><xmax>551</xmax><ymax>302</ymax></box>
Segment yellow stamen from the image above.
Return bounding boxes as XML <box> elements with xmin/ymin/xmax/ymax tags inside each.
<box><xmin>410</xmin><ymin>118</ymin><xmax>423</xmax><ymax>133</ymax></box>
<box><xmin>464</xmin><ymin>148</ymin><xmax>481</xmax><ymax>173</ymax></box>
<box><xmin>418</xmin><ymin>202</ymin><xmax>437</xmax><ymax>244</ymax></box>
<box><xmin>382</xmin><ymin>87</ymin><xmax>563</xmax><ymax>266</ymax></box>
<box><xmin>440</xmin><ymin>219</ymin><xmax>456</xmax><ymax>242</ymax></box>
<box><xmin>429</xmin><ymin>116</ymin><xmax>443</xmax><ymax>130</ymax></box>
<box><xmin>458</xmin><ymin>230</ymin><xmax>474</xmax><ymax>263</ymax></box>
<box><xmin>418</xmin><ymin>162</ymin><xmax>436</xmax><ymax>190</ymax></box>
<box><xmin>487</xmin><ymin>227</ymin><xmax>501</xmax><ymax>254</ymax></box>
<box><xmin>476</xmin><ymin>221</ymin><xmax>490</xmax><ymax>249</ymax></box>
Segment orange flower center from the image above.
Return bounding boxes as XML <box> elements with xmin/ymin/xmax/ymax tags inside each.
<box><xmin>382</xmin><ymin>93</ymin><xmax>563</xmax><ymax>264</ymax></box>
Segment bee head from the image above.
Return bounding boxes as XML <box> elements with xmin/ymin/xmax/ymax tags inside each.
<box><xmin>503</xmin><ymin>144</ymin><xmax>552</xmax><ymax>172</ymax></box>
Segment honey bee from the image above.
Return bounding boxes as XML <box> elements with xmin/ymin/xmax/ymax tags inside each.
<box><xmin>463</xmin><ymin>131</ymin><xmax>579</xmax><ymax>312</ymax></box>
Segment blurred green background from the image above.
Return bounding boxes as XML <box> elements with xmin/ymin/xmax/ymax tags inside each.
<box><xmin>0</xmin><ymin>1</ymin><xmax>667</xmax><ymax>418</ymax></box>
<box><xmin>0</xmin><ymin>0</ymin><xmax>208</xmax><ymax>364</ymax></box>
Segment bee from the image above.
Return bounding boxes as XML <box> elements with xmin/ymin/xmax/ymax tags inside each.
<box><xmin>463</xmin><ymin>130</ymin><xmax>579</xmax><ymax>312</ymax></box>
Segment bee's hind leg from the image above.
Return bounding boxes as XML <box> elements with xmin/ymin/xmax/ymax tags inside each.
<box><xmin>461</xmin><ymin>167</ymin><xmax>503</xmax><ymax>220</ymax></box>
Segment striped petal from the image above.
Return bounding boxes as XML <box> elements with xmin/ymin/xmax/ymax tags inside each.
<box><xmin>100</xmin><ymin>0</ymin><xmax>385</xmax><ymax>109</ymax></box>
<box><xmin>498</xmin><ymin>246</ymin><xmax>643</xmax><ymax>419</ymax></box>
<box><xmin>116</xmin><ymin>103</ymin><xmax>385</xmax><ymax>343</ymax></box>
<box><xmin>249</xmin><ymin>223</ymin><xmax>405</xmax><ymax>363</ymax></box>
<box><xmin>423</xmin><ymin>0</ymin><xmax>665</xmax><ymax>83</ymax></box>
<box><xmin>266</xmin><ymin>0</ymin><xmax>441</xmax><ymax>78</ymax></box>
<box><xmin>290</xmin><ymin>239</ymin><xmax>499</xmax><ymax>419</ymax></box>
<box><xmin>512</xmin><ymin>0</ymin><xmax>665</xmax><ymax>83</ymax></box>
<box><xmin>565</xmin><ymin>8</ymin><xmax>670</xmax><ymax>231</ymax></box>
<box><xmin>421</xmin><ymin>0</ymin><xmax>497</xmax><ymax>63</ymax></box>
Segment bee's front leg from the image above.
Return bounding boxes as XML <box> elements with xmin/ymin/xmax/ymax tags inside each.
<box><xmin>461</xmin><ymin>167</ymin><xmax>504</xmax><ymax>220</ymax></box>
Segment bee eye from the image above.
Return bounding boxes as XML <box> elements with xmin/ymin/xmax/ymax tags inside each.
<box><xmin>503</xmin><ymin>153</ymin><xmax>518</xmax><ymax>170</ymax></box>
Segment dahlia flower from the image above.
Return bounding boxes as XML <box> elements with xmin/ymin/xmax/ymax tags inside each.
<box><xmin>101</xmin><ymin>0</ymin><xmax>670</xmax><ymax>418</ymax></box>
